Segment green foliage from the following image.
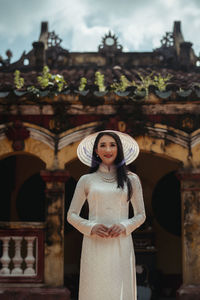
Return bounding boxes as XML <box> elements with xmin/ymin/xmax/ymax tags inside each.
<box><xmin>79</xmin><ymin>77</ymin><xmax>87</xmax><ymax>91</ymax></box>
<box><xmin>37</xmin><ymin>66</ymin><xmax>52</xmax><ymax>89</ymax></box>
<box><xmin>54</xmin><ymin>74</ymin><xmax>67</xmax><ymax>92</ymax></box>
<box><xmin>132</xmin><ymin>72</ymin><xmax>154</xmax><ymax>94</ymax></box>
<box><xmin>37</xmin><ymin>66</ymin><xmax>53</xmax><ymax>89</ymax></box>
<box><xmin>111</xmin><ymin>75</ymin><xmax>131</xmax><ymax>92</ymax></box>
<box><xmin>14</xmin><ymin>70</ymin><xmax>24</xmax><ymax>89</ymax></box>
<box><xmin>132</xmin><ymin>72</ymin><xmax>172</xmax><ymax>96</ymax></box>
<box><xmin>95</xmin><ymin>71</ymin><xmax>106</xmax><ymax>92</ymax></box>
<box><xmin>13</xmin><ymin>67</ymin><xmax>172</xmax><ymax>100</ymax></box>
<box><xmin>111</xmin><ymin>72</ymin><xmax>172</xmax><ymax>96</ymax></box>
<box><xmin>37</xmin><ymin>66</ymin><xmax>67</xmax><ymax>92</ymax></box>
<box><xmin>153</xmin><ymin>73</ymin><xmax>172</xmax><ymax>91</ymax></box>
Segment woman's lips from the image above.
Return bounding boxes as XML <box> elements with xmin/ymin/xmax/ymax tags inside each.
<box><xmin>104</xmin><ymin>154</ymin><xmax>112</xmax><ymax>158</ymax></box>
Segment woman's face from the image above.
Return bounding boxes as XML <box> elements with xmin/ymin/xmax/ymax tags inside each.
<box><xmin>95</xmin><ymin>135</ymin><xmax>118</xmax><ymax>166</ymax></box>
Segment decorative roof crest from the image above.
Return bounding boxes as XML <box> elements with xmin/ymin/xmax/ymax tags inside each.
<box><xmin>99</xmin><ymin>31</ymin><xmax>123</xmax><ymax>53</ymax></box>
<box><xmin>160</xmin><ymin>32</ymin><xmax>174</xmax><ymax>48</ymax></box>
<box><xmin>48</xmin><ymin>31</ymin><xmax>62</xmax><ymax>47</ymax></box>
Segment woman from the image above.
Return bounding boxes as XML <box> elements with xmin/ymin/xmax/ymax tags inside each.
<box><xmin>67</xmin><ymin>130</ymin><xmax>146</xmax><ymax>300</ymax></box>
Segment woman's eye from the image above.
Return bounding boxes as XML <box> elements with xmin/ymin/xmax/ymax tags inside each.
<box><xmin>99</xmin><ymin>143</ymin><xmax>116</xmax><ymax>148</ymax></box>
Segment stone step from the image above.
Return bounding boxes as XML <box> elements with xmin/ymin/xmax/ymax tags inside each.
<box><xmin>0</xmin><ymin>287</ymin><xmax>71</xmax><ymax>300</ymax></box>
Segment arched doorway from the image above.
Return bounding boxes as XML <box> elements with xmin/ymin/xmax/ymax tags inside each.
<box><xmin>152</xmin><ymin>171</ymin><xmax>181</xmax><ymax>236</ymax></box>
<box><xmin>133</xmin><ymin>152</ymin><xmax>182</xmax><ymax>298</ymax></box>
<box><xmin>152</xmin><ymin>171</ymin><xmax>182</xmax><ymax>297</ymax></box>
<box><xmin>0</xmin><ymin>154</ymin><xmax>46</xmax><ymax>222</ymax></box>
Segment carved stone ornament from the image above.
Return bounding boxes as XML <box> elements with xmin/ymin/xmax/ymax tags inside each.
<box><xmin>161</xmin><ymin>32</ymin><xmax>174</xmax><ymax>47</ymax></box>
<box><xmin>99</xmin><ymin>31</ymin><xmax>123</xmax><ymax>53</ymax></box>
<box><xmin>5</xmin><ymin>120</ymin><xmax>30</xmax><ymax>151</ymax></box>
<box><xmin>48</xmin><ymin>31</ymin><xmax>62</xmax><ymax>47</ymax></box>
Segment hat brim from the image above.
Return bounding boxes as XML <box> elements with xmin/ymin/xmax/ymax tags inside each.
<box><xmin>77</xmin><ymin>130</ymin><xmax>139</xmax><ymax>167</ymax></box>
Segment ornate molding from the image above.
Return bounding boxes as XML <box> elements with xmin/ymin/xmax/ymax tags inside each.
<box><xmin>5</xmin><ymin>120</ymin><xmax>30</xmax><ymax>151</ymax></box>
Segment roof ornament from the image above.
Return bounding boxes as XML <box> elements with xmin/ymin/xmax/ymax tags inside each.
<box><xmin>0</xmin><ymin>50</ymin><xmax>13</xmax><ymax>67</ymax></box>
<box><xmin>48</xmin><ymin>31</ymin><xmax>62</xmax><ymax>47</ymax></box>
<box><xmin>99</xmin><ymin>31</ymin><xmax>123</xmax><ymax>53</ymax></box>
<box><xmin>160</xmin><ymin>32</ymin><xmax>174</xmax><ymax>48</ymax></box>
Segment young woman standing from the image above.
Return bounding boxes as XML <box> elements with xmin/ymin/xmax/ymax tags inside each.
<box><xmin>67</xmin><ymin>130</ymin><xmax>146</xmax><ymax>300</ymax></box>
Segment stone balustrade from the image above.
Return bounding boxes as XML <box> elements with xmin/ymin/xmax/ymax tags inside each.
<box><xmin>0</xmin><ymin>223</ymin><xmax>45</xmax><ymax>283</ymax></box>
<box><xmin>0</xmin><ymin>236</ymin><xmax>36</xmax><ymax>276</ymax></box>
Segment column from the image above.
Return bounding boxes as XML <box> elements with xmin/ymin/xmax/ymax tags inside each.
<box><xmin>40</xmin><ymin>169</ymin><xmax>69</xmax><ymax>287</ymax></box>
<box><xmin>0</xmin><ymin>237</ymin><xmax>11</xmax><ymax>275</ymax></box>
<box><xmin>177</xmin><ymin>169</ymin><xmax>200</xmax><ymax>299</ymax></box>
<box><xmin>24</xmin><ymin>236</ymin><xmax>36</xmax><ymax>275</ymax></box>
<box><xmin>11</xmin><ymin>236</ymin><xmax>23</xmax><ymax>275</ymax></box>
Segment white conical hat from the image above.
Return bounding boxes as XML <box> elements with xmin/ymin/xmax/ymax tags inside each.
<box><xmin>77</xmin><ymin>130</ymin><xmax>139</xmax><ymax>167</ymax></box>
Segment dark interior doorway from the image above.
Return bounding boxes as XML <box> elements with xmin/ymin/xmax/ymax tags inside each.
<box><xmin>152</xmin><ymin>171</ymin><xmax>181</xmax><ymax>237</ymax></box>
<box><xmin>0</xmin><ymin>154</ymin><xmax>45</xmax><ymax>222</ymax></box>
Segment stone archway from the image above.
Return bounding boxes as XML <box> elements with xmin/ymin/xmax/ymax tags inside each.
<box><xmin>136</xmin><ymin>124</ymin><xmax>200</xmax><ymax>169</ymax></box>
<box><xmin>0</xmin><ymin>123</ymin><xmax>50</xmax><ymax>221</ymax></box>
<box><xmin>0</xmin><ymin>122</ymin><xmax>54</xmax><ymax>168</ymax></box>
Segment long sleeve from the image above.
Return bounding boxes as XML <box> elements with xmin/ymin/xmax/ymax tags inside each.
<box><xmin>67</xmin><ymin>175</ymin><xmax>97</xmax><ymax>236</ymax></box>
<box><xmin>120</xmin><ymin>173</ymin><xmax>146</xmax><ymax>236</ymax></box>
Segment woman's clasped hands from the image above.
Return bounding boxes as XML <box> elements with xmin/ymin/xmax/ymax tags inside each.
<box><xmin>91</xmin><ymin>224</ymin><xmax>126</xmax><ymax>238</ymax></box>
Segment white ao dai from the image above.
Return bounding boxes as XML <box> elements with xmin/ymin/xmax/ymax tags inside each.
<box><xmin>67</xmin><ymin>164</ymin><xmax>146</xmax><ymax>300</ymax></box>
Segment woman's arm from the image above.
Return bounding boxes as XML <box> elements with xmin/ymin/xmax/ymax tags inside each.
<box><xmin>120</xmin><ymin>173</ymin><xmax>146</xmax><ymax>236</ymax></box>
<box><xmin>67</xmin><ymin>175</ymin><xmax>97</xmax><ymax>236</ymax></box>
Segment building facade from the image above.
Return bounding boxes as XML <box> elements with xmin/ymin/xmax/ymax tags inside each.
<box><xmin>0</xmin><ymin>21</ymin><xmax>200</xmax><ymax>299</ymax></box>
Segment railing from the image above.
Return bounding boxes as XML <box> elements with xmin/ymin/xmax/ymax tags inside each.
<box><xmin>0</xmin><ymin>222</ymin><xmax>45</xmax><ymax>283</ymax></box>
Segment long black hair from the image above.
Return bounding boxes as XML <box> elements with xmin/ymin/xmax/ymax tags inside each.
<box><xmin>89</xmin><ymin>131</ymin><xmax>133</xmax><ymax>201</ymax></box>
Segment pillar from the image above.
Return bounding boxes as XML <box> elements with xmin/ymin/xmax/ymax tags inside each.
<box><xmin>40</xmin><ymin>169</ymin><xmax>69</xmax><ymax>287</ymax></box>
<box><xmin>179</xmin><ymin>42</ymin><xmax>193</xmax><ymax>69</ymax></box>
<box><xmin>32</xmin><ymin>41</ymin><xmax>45</xmax><ymax>69</ymax></box>
<box><xmin>177</xmin><ymin>169</ymin><xmax>200</xmax><ymax>299</ymax></box>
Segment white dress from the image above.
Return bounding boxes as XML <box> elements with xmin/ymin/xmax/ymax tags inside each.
<box><xmin>67</xmin><ymin>163</ymin><xmax>146</xmax><ymax>300</ymax></box>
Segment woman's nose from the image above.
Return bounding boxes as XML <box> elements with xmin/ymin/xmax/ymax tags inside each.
<box><xmin>105</xmin><ymin>146</ymin><xmax>112</xmax><ymax>152</ymax></box>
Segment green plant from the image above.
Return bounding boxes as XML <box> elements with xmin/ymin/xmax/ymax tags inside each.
<box><xmin>95</xmin><ymin>71</ymin><xmax>106</xmax><ymax>92</ymax></box>
<box><xmin>13</xmin><ymin>68</ymin><xmax>172</xmax><ymax>99</ymax></box>
<box><xmin>111</xmin><ymin>75</ymin><xmax>131</xmax><ymax>92</ymax></box>
<box><xmin>37</xmin><ymin>66</ymin><xmax>67</xmax><ymax>92</ymax></box>
<box><xmin>153</xmin><ymin>73</ymin><xmax>172</xmax><ymax>91</ymax></box>
<box><xmin>54</xmin><ymin>74</ymin><xmax>67</xmax><ymax>92</ymax></box>
<box><xmin>132</xmin><ymin>72</ymin><xmax>172</xmax><ymax>96</ymax></box>
<box><xmin>79</xmin><ymin>77</ymin><xmax>87</xmax><ymax>91</ymax></box>
<box><xmin>14</xmin><ymin>70</ymin><xmax>24</xmax><ymax>89</ymax></box>
<box><xmin>132</xmin><ymin>72</ymin><xmax>154</xmax><ymax>95</ymax></box>
<box><xmin>37</xmin><ymin>66</ymin><xmax>52</xmax><ymax>89</ymax></box>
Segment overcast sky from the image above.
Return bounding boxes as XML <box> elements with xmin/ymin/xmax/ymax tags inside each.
<box><xmin>0</xmin><ymin>0</ymin><xmax>200</xmax><ymax>62</ymax></box>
